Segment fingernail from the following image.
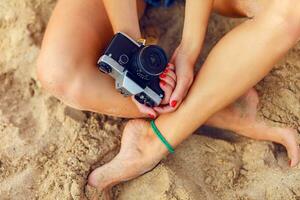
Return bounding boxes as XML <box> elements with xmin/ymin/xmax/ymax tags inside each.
<box><xmin>167</xmin><ymin>63</ymin><xmax>173</xmax><ymax>67</ymax></box>
<box><xmin>148</xmin><ymin>114</ymin><xmax>155</xmax><ymax>119</ymax></box>
<box><xmin>170</xmin><ymin>100</ymin><xmax>177</xmax><ymax>108</ymax></box>
<box><xmin>160</xmin><ymin>73</ymin><xmax>166</xmax><ymax>78</ymax></box>
<box><xmin>164</xmin><ymin>69</ymin><xmax>168</xmax><ymax>73</ymax></box>
<box><xmin>160</xmin><ymin>80</ymin><xmax>166</xmax><ymax>86</ymax></box>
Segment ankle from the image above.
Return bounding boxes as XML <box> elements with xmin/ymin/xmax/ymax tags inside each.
<box><xmin>125</xmin><ymin>120</ymin><xmax>170</xmax><ymax>160</ymax></box>
<box><xmin>143</xmin><ymin>124</ymin><xmax>169</xmax><ymax>157</ymax></box>
<box><xmin>233</xmin><ymin>118</ymin><xmax>254</xmax><ymax>135</ymax></box>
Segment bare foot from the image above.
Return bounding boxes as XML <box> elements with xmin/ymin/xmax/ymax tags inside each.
<box><xmin>88</xmin><ymin>119</ymin><xmax>167</xmax><ymax>196</ymax></box>
<box><xmin>206</xmin><ymin>88</ymin><xmax>300</xmax><ymax>167</ymax></box>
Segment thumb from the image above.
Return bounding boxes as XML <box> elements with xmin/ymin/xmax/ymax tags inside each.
<box><xmin>170</xmin><ymin>47</ymin><xmax>179</xmax><ymax>63</ymax></box>
<box><xmin>131</xmin><ymin>96</ymin><xmax>157</xmax><ymax>118</ymax></box>
<box><xmin>169</xmin><ymin>78</ymin><xmax>190</xmax><ymax>108</ymax></box>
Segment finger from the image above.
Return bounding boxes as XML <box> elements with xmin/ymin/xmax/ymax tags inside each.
<box><xmin>154</xmin><ymin>105</ymin><xmax>176</xmax><ymax>114</ymax></box>
<box><xmin>163</xmin><ymin>67</ymin><xmax>176</xmax><ymax>81</ymax></box>
<box><xmin>169</xmin><ymin>78</ymin><xmax>191</xmax><ymax>108</ymax></box>
<box><xmin>160</xmin><ymin>80</ymin><xmax>173</xmax><ymax>105</ymax></box>
<box><xmin>159</xmin><ymin>74</ymin><xmax>175</xmax><ymax>89</ymax></box>
<box><xmin>166</xmin><ymin>63</ymin><xmax>175</xmax><ymax>71</ymax></box>
<box><xmin>131</xmin><ymin>96</ymin><xmax>157</xmax><ymax>119</ymax></box>
<box><xmin>170</xmin><ymin>48</ymin><xmax>179</xmax><ymax>63</ymax></box>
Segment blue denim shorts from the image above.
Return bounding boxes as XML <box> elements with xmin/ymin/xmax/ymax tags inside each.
<box><xmin>144</xmin><ymin>0</ymin><xmax>175</xmax><ymax>7</ymax></box>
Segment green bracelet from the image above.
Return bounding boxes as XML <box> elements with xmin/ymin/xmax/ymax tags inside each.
<box><xmin>150</xmin><ymin>120</ymin><xmax>175</xmax><ymax>154</ymax></box>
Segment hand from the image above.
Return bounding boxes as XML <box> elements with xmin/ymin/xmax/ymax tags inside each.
<box><xmin>154</xmin><ymin>46</ymin><xmax>195</xmax><ymax>113</ymax></box>
<box><xmin>132</xmin><ymin>63</ymin><xmax>177</xmax><ymax>118</ymax></box>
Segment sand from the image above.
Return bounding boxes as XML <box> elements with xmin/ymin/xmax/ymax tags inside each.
<box><xmin>0</xmin><ymin>0</ymin><xmax>299</xmax><ymax>199</ymax></box>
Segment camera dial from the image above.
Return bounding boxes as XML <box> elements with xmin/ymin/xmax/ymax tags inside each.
<box><xmin>119</xmin><ymin>54</ymin><xmax>129</xmax><ymax>65</ymax></box>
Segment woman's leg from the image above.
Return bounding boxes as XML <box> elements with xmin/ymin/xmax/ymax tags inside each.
<box><xmin>37</xmin><ymin>0</ymin><xmax>291</xmax><ymax>140</ymax></box>
<box><xmin>37</xmin><ymin>0</ymin><xmax>292</xmax><ymax>132</ymax></box>
<box><xmin>88</xmin><ymin>0</ymin><xmax>300</xmax><ymax>191</ymax></box>
<box><xmin>37</xmin><ymin>0</ymin><xmax>146</xmax><ymax>118</ymax></box>
<box><xmin>194</xmin><ymin>0</ymin><xmax>299</xmax><ymax>160</ymax></box>
<box><xmin>38</xmin><ymin>0</ymin><xmax>297</xmax><ymax>181</ymax></box>
<box><xmin>38</xmin><ymin>0</ymin><xmax>298</xmax><ymax>149</ymax></box>
<box><xmin>205</xmin><ymin>88</ymin><xmax>298</xmax><ymax>164</ymax></box>
<box><xmin>153</xmin><ymin>0</ymin><xmax>300</xmax><ymax>160</ymax></box>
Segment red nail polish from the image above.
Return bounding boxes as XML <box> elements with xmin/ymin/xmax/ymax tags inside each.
<box><xmin>148</xmin><ymin>114</ymin><xmax>155</xmax><ymax>119</ymax></box>
<box><xmin>167</xmin><ymin>63</ymin><xmax>173</xmax><ymax>67</ymax></box>
<box><xmin>171</xmin><ymin>100</ymin><xmax>177</xmax><ymax>107</ymax></box>
<box><xmin>164</xmin><ymin>69</ymin><xmax>168</xmax><ymax>73</ymax></box>
<box><xmin>160</xmin><ymin>73</ymin><xmax>166</xmax><ymax>78</ymax></box>
<box><xmin>160</xmin><ymin>80</ymin><xmax>166</xmax><ymax>86</ymax></box>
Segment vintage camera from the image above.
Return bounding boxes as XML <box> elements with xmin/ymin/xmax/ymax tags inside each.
<box><xmin>97</xmin><ymin>32</ymin><xmax>168</xmax><ymax>107</ymax></box>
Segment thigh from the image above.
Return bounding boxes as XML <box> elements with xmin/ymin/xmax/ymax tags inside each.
<box><xmin>38</xmin><ymin>0</ymin><xmax>146</xmax><ymax>118</ymax></box>
<box><xmin>40</xmin><ymin>0</ymin><xmax>113</xmax><ymax>67</ymax></box>
<box><xmin>41</xmin><ymin>0</ymin><xmax>145</xmax><ymax>63</ymax></box>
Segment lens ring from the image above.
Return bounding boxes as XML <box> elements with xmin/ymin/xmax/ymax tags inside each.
<box><xmin>137</xmin><ymin>45</ymin><xmax>167</xmax><ymax>76</ymax></box>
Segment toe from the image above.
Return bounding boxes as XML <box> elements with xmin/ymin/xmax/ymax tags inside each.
<box><xmin>289</xmin><ymin>148</ymin><xmax>300</xmax><ymax>167</ymax></box>
<box><xmin>88</xmin><ymin>166</ymin><xmax>107</xmax><ymax>189</ymax></box>
<box><xmin>88</xmin><ymin>157</ymin><xmax>122</xmax><ymax>190</ymax></box>
<box><xmin>267</xmin><ymin>126</ymin><xmax>300</xmax><ymax>167</ymax></box>
<box><xmin>238</xmin><ymin>122</ymin><xmax>300</xmax><ymax>167</ymax></box>
<box><xmin>282</xmin><ymin>128</ymin><xmax>300</xmax><ymax>167</ymax></box>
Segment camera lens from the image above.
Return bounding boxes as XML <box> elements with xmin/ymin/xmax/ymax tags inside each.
<box><xmin>137</xmin><ymin>45</ymin><xmax>167</xmax><ymax>76</ymax></box>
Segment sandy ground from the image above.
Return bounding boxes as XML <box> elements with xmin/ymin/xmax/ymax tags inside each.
<box><xmin>0</xmin><ymin>0</ymin><xmax>299</xmax><ymax>199</ymax></box>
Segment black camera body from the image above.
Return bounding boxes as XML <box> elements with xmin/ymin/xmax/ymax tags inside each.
<box><xmin>97</xmin><ymin>32</ymin><xmax>168</xmax><ymax>107</ymax></box>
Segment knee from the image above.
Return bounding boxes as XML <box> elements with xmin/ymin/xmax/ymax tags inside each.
<box><xmin>37</xmin><ymin>52</ymin><xmax>68</xmax><ymax>94</ymax></box>
<box><xmin>36</xmin><ymin>50</ymin><xmax>84</xmax><ymax>103</ymax></box>
<box><xmin>269</xmin><ymin>0</ymin><xmax>300</xmax><ymax>39</ymax></box>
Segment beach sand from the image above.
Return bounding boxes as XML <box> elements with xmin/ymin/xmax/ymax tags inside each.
<box><xmin>0</xmin><ymin>0</ymin><xmax>299</xmax><ymax>199</ymax></box>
